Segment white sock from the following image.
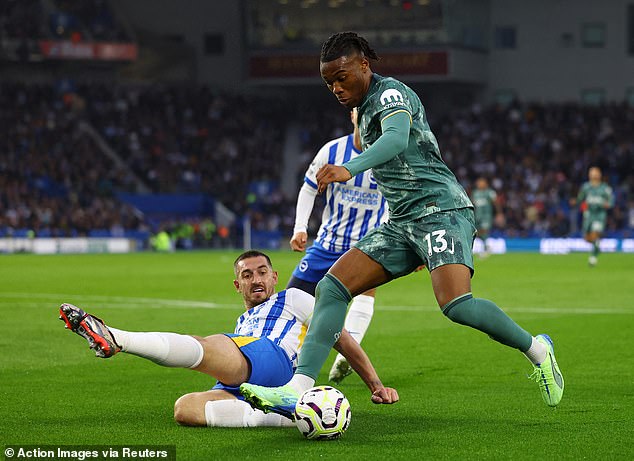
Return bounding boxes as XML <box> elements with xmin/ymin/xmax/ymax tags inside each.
<box><xmin>332</xmin><ymin>294</ymin><xmax>375</xmax><ymax>365</ymax></box>
<box><xmin>288</xmin><ymin>374</ymin><xmax>315</xmax><ymax>394</ymax></box>
<box><xmin>109</xmin><ymin>328</ymin><xmax>204</xmax><ymax>368</ymax></box>
<box><xmin>524</xmin><ymin>336</ymin><xmax>547</xmax><ymax>365</ymax></box>
<box><xmin>204</xmin><ymin>400</ymin><xmax>294</xmax><ymax>427</ymax></box>
<box><xmin>344</xmin><ymin>294</ymin><xmax>374</xmax><ymax>343</ymax></box>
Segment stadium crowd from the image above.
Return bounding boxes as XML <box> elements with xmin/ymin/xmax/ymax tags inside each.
<box><xmin>0</xmin><ymin>83</ymin><xmax>145</xmax><ymax>238</ymax></box>
<box><xmin>1</xmin><ymin>81</ymin><xmax>633</xmax><ymax>243</ymax></box>
<box><xmin>435</xmin><ymin>100</ymin><xmax>633</xmax><ymax>237</ymax></box>
<box><xmin>0</xmin><ymin>0</ymin><xmax>129</xmax><ymax>42</ymax></box>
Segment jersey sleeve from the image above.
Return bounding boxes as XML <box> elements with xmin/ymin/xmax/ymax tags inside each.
<box><xmin>370</xmin><ymin>79</ymin><xmax>414</xmax><ymax>125</ymax></box>
<box><xmin>576</xmin><ymin>184</ymin><xmax>587</xmax><ymax>205</ymax></box>
<box><xmin>303</xmin><ymin>142</ymin><xmax>332</xmax><ymax>190</ymax></box>
<box><xmin>344</xmin><ymin>111</ymin><xmax>411</xmax><ymax>177</ymax></box>
<box><xmin>490</xmin><ymin>190</ymin><xmax>497</xmax><ymax>204</ymax></box>
<box><xmin>293</xmin><ymin>183</ymin><xmax>318</xmax><ymax>234</ymax></box>
<box><xmin>605</xmin><ymin>186</ymin><xmax>615</xmax><ymax>208</ymax></box>
<box><xmin>286</xmin><ymin>287</ymin><xmax>315</xmax><ymax>326</ymax></box>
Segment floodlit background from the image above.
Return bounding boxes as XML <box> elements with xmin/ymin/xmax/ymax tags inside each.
<box><xmin>0</xmin><ymin>1</ymin><xmax>633</xmax><ymax>459</ymax></box>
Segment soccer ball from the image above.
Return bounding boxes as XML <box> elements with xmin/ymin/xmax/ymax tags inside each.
<box><xmin>294</xmin><ymin>385</ymin><xmax>351</xmax><ymax>440</ymax></box>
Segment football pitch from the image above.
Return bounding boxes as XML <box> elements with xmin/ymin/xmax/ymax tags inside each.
<box><xmin>1</xmin><ymin>251</ymin><xmax>632</xmax><ymax>460</ymax></box>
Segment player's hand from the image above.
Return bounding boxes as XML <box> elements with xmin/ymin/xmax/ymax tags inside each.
<box><xmin>290</xmin><ymin>232</ymin><xmax>308</xmax><ymax>252</ymax></box>
<box><xmin>371</xmin><ymin>387</ymin><xmax>399</xmax><ymax>404</ymax></box>
<box><xmin>316</xmin><ymin>165</ymin><xmax>352</xmax><ymax>193</ymax></box>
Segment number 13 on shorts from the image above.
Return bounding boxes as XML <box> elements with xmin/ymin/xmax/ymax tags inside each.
<box><xmin>423</xmin><ymin>229</ymin><xmax>454</xmax><ymax>256</ymax></box>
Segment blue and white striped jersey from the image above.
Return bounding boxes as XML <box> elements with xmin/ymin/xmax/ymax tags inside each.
<box><xmin>304</xmin><ymin>133</ymin><xmax>388</xmax><ymax>253</ymax></box>
<box><xmin>233</xmin><ymin>287</ymin><xmax>313</xmax><ymax>368</ymax></box>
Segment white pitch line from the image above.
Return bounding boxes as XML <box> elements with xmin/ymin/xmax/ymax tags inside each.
<box><xmin>376</xmin><ymin>305</ymin><xmax>633</xmax><ymax>314</ymax></box>
<box><xmin>0</xmin><ymin>292</ymin><xmax>235</xmax><ymax>309</ymax></box>
<box><xmin>0</xmin><ymin>292</ymin><xmax>632</xmax><ymax>314</ymax></box>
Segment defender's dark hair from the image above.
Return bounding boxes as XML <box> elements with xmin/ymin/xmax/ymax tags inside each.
<box><xmin>233</xmin><ymin>250</ymin><xmax>273</xmax><ymax>275</ymax></box>
<box><xmin>320</xmin><ymin>32</ymin><xmax>379</xmax><ymax>63</ymax></box>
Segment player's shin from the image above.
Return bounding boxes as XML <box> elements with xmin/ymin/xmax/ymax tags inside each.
<box><xmin>442</xmin><ymin>294</ymin><xmax>532</xmax><ymax>351</ymax></box>
<box><xmin>329</xmin><ymin>294</ymin><xmax>374</xmax><ymax>381</ymax></box>
<box><xmin>204</xmin><ymin>400</ymin><xmax>294</xmax><ymax>428</ymax></box>
<box><xmin>109</xmin><ymin>328</ymin><xmax>204</xmax><ymax>368</ymax></box>
<box><xmin>296</xmin><ymin>273</ymin><xmax>352</xmax><ymax>380</ymax></box>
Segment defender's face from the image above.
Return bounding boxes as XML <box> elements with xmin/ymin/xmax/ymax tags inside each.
<box><xmin>233</xmin><ymin>256</ymin><xmax>278</xmax><ymax>309</ymax></box>
<box><xmin>320</xmin><ymin>54</ymin><xmax>370</xmax><ymax>109</ymax></box>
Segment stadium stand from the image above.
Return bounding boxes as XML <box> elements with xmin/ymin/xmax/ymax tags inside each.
<box><xmin>1</xmin><ymin>2</ymin><xmax>632</xmax><ymax>246</ymax></box>
<box><xmin>434</xmin><ymin>101</ymin><xmax>633</xmax><ymax>238</ymax></box>
<box><xmin>1</xmin><ymin>81</ymin><xmax>632</xmax><ymax>244</ymax></box>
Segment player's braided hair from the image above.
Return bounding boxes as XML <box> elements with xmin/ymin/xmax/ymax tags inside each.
<box><xmin>320</xmin><ymin>32</ymin><xmax>380</xmax><ymax>63</ymax></box>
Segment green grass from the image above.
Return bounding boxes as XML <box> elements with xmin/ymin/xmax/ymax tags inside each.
<box><xmin>1</xmin><ymin>251</ymin><xmax>633</xmax><ymax>460</ymax></box>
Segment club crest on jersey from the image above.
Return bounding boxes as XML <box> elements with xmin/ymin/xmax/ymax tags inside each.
<box><xmin>380</xmin><ymin>89</ymin><xmax>405</xmax><ymax>108</ymax></box>
<box><xmin>299</xmin><ymin>259</ymin><xmax>309</xmax><ymax>272</ymax></box>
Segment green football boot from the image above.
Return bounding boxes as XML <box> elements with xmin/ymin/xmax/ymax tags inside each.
<box><xmin>239</xmin><ymin>383</ymin><xmax>299</xmax><ymax>420</ymax></box>
<box><xmin>529</xmin><ymin>334</ymin><xmax>564</xmax><ymax>407</ymax></box>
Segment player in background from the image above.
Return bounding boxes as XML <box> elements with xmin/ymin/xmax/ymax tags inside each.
<box><xmin>288</xmin><ymin>107</ymin><xmax>387</xmax><ymax>383</ymax></box>
<box><xmin>59</xmin><ymin>250</ymin><xmax>398</xmax><ymax>428</ymax></box>
<box><xmin>471</xmin><ymin>177</ymin><xmax>497</xmax><ymax>257</ymax></box>
<box><xmin>571</xmin><ymin>166</ymin><xmax>614</xmax><ymax>266</ymax></box>
<box><xmin>240</xmin><ymin>32</ymin><xmax>564</xmax><ymax>419</ymax></box>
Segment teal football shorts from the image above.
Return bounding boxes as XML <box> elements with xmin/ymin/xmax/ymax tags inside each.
<box><xmin>355</xmin><ymin>207</ymin><xmax>476</xmax><ymax>278</ymax></box>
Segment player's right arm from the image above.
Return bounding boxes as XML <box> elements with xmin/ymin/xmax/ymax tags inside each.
<box><xmin>290</xmin><ymin>183</ymin><xmax>317</xmax><ymax>251</ymax></box>
<box><xmin>288</xmin><ymin>288</ymin><xmax>397</xmax><ymax>403</ymax></box>
<box><xmin>574</xmin><ymin>184</ymin><xmax>587</xmax><ymax>207</ymax></box>
<box><xmin>290</xmin><ymin>143</ymin><xmax>331</xmax><ymax>251</ymax></box>
<box><xmin>604</xmin><ymin>185</ymin><xmax>614</xmax><ymax>209</ymax></box>
<box><xmin>333</xmin><ymin>329</ymin><xmax>399</xmax><ymax>405</ymax></box>
<box><xmin>316</xmin><ymin>111</ymin><xmax>410</xmax><ymax>193</ymax></box>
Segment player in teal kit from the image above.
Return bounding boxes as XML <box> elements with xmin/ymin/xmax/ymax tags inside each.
<box><xmin>572</xmin><ymin>166</ymin><xmax>614</xmax><ymax>266</ymax></box>
<box><xmin>471</xmin><ymin>177</ymin><xmax>497</xmax><ymax>256</ymax></box>
<box><xmin>241</xmin><ymin>32</ymin><xmax>564</xmax><ymax>417</ymax></box>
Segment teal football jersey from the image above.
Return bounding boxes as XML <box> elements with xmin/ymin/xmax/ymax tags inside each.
<box><xmin>357</xmin><ymin>74</ymin><xmax>472</xmax><ymax>222</ymax></box>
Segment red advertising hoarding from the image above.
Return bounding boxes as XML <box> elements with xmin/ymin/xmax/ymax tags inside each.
<box><xmin>38</xmin><ymin>40</ymin><xmax>138</xmax><ymax>61</ymax></box>
<box><xmin>248</xmin><ymin>51</ymin><xmax>448</xmax><ymax>79</ymax></box>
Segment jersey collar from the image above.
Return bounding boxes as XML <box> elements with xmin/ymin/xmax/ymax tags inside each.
<box><xmin>359</xmin><ymin>73</ymin><xmax>381</xmax><ymax>109</ymax></box>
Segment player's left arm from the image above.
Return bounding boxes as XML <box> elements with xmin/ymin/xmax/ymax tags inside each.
<box><xmin>573</xmin><ymin>184</ymin><xmax>586</xmax><ymax>207</ymax></box>
<box><xmin>290</xmin><ymin>183</ymin><xmax>318</xmax><ymax>251</ymax></box>
<box><xmin>352</xmin><ymin>107</ymin><xmax>362</xmax><ymax>151</ymax></box>
<box><xmin>333</xmin><ymin>329</ymin><xmax>399</xmax><ymax>404</ymax></box>
<box><xmin>316</xmin><ymin>111</ymin><xmax>411</xmax><ymax>193</ymax></box>
<box><xmin>605</xmin><ymin>186</ymin><xmax>615</xmax><ymax>209</ymax></box>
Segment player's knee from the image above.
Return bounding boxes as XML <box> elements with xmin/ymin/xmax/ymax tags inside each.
<box><xmin>197</xmin><ymin>334</ymin><xmax>226</xmax><ymax>354</ymax></box>
<box><xmin>174</xmin><ymin>394</ymin><xmax>201</xmax><ymax>426</ymax></box>
<box><xmin>316</xmin><ymin>273</ymin><xmax>352</xmax><ymax>304</ymax></box>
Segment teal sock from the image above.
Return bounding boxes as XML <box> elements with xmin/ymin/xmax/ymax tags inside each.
<box><xmin>592</xmin><ymin>241</ymin><xmax>600</xmax><ymax>257</ymax></box>
<box><xmin>442</xmin><ymin>294</ymin><xmax>532</xmax><ymax>351</ymax></box>
<box><xmin>296</xmin><ymin>274</ymin><xmax>352</xmax><ymax>379</ymax></box>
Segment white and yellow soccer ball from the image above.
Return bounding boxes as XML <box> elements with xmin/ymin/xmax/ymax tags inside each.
<box><xmin>294</xmin><ymin>385</ymin><xmax>351</xmax><ymax>440</ymax></box>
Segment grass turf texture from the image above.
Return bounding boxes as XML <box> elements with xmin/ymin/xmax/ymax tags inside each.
<box><xmin>1</xmin><ymin>251</ymin><xmax>632</xmax><ymax>460</ymax></box>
